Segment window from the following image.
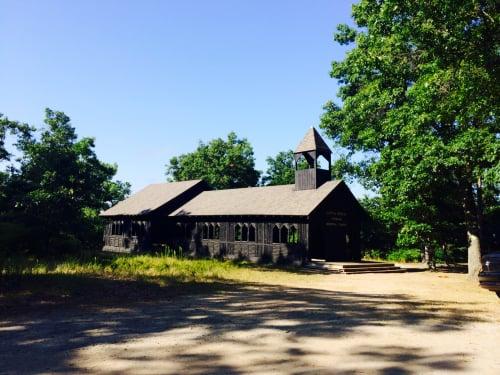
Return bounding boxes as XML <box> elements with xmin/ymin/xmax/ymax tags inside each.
<box><xmin>280</xmin><ymin>226</ymin><xmax>288</xmax><ymax>244</ymax></box>
<box><xmin>235</xmin><ymin>224</ymin><xmax>242</xmax><ymax>241</ymax></box>
<box><xmin>214</xmin><ymin>224</ymin><xmax>220</xmax><ymax>240</ymax></box>
<box><xmin>208</xmin><ymin>224</ymin><xmax>214</xmax><ymax>239</ymax></box>
<box><xmin>173</xmin><ymin>223</ymin><xmax>183</xmax><ymax>237</ymax></box>
<box><xmin>272</xmin><ymin>225</ymin><xmax>280</xmax><ymax>243</ymax></box>
<box><xmin>113</xmin><ymin>221</ymin><xmax>123</xmax><ymax>235</ymax></box>
<box><xmin>242</xmin><ymin>225</ymin><xmax>248</xmax><ymax>241</ymax></box>
<box><xmin>249</xmin><ymin>224</ymin><xmax>256</xmax><ymax>242</ymax></box>
<box><xmin>185</xmin><ymin>223</ymin><xmax>194</xmax><ymax>238</ymax></box>
<box><xmin>288</xmin><ymin>225</ymin><xmax>299</xmax><ymax>244</ymax></box>
<box><xmin>131</xmin><ymin>221</ymin><xmax>145</xmax><ymax>236</ymax></box>
<box><xmin>202</xmin><ymin>223</ymin><xmax>208</xmax><ymax>239</ymax></box>
<box><xmin>316</xmin><ymin>154</ymin><xmax>330</xmax><ymax>170</ymax></box>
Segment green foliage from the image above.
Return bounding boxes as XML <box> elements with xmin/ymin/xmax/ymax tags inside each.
<box><xmin>288</xmin><ymin>227</ymin><xmax>299</xmax><ymax>244</ymax></box>
<box><xmin>321</xmin><ymin>1</ymin><xmax>499</xmax><ymax>264</ymax></box>
<box><xmin>0</xmin><ymin>109</ymin><xmax>130</xmax><ymax>255</ymax></box>
<box><xmin>386</xmin><ymin>249</ymin><xmax>421</xmax><ymax>263</ymax></box>
<box><xmin>158</xmin><ymin>245</ymin><xmax>184</xmax><ymax>258</ymax></box>
<box><xmin>0</xmin><ymin>114</ymin><xmax>32</xmax><ymax>162</ymax></box>
<box><xmin>261</xmin><ymin>149</ymin><xmax>311</xmax><ymax>186</ymax></box>
<box><xmin>262</xmin><ymin>150</ymin><xmax>296</xmax><ymax>185</ymax></box>
<box><xmin>0</xmin><ymin>253</ymin><xmax>295</xmax><ymax>284</ymax></box>
<box><xmin>166</xmin><ymin>132</ymin><xmax>261</xmax><ymax>189</ymax></box>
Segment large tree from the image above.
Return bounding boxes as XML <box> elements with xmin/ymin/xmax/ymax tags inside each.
<box><xmin>166</xmin><ymin>132</ymin><xmax>261</xmax><ymax>189</ymax></box>
<box><xmin>0</xmin><ymin>114</ymin><xmax>32</xmax><ymax>162</ymax></box>
<box><xmin>1</xmin><ymin>109</ymin><xmax>130</xmax><ymax>254</ymax></box>
<box><xmin>321</xmin><ymin>0</ymin><xmax>499</xmax><ymax>278</ymax></box>
<box><xmin>261</xmin><ymin>150</ymin><xmax>296</xmax><ymax>186</ymax></box>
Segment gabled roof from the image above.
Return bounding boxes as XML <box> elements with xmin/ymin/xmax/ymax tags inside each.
<box><xmin>294</xmin><ymin>127</ymin><xmax>332</xmax><ymax>154</ymax></box>
<box><xmin>170</xmin><ymin>180</ymin><xmax>342</xmax><ymax>217</ymax></box>
<box><xmin>101</xmin><ymin>180</ymin><xmax>204</xmax><ymax>217</ymax></box>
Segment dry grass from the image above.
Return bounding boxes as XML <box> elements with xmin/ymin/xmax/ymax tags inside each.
<box><xmin>0</xmin><ymin>254</ymin><xmax>323</xmax><ymax>308</ymax></box>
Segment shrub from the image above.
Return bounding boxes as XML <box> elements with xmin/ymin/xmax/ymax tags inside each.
<box><xmin>362</xmin><ymin>249</ymin><xmax>384</xmax><ymax>260</ymax></box>
<box><xmin>386</xmin><ymin>248</ymin><xmax>421</xmax><ymax>263</ymax></box>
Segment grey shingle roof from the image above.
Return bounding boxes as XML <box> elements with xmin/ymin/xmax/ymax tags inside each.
<box><xmin>170</xmin><ymin>180</ymin><xmax>341</xmax><ymax>217</ymax></box>
<box><xmin>294</xmin><ymin>127</ymin><xmax>332</xmax><ymax>154</ymax></box>
<box><xmin>101</xmin><ymin>180</ymin><xmax>204</xmax><ymax>217</ymax></box>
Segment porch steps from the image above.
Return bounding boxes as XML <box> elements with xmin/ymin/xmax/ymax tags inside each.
<box><xmin>305</xmin><ymin>260</ymin><xmax>406</xmax><ymax>274</ymax></box>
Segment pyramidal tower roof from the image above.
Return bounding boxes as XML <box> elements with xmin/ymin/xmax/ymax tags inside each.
<box><xmin>294</xmin><ymin>127</ymin><xmax>332</xmax><ymax>154</ymax></box>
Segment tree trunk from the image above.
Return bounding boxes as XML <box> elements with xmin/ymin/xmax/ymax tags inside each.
<box><xmin>464</xmin><ymin>180</ymin><xmax>483</xmax><ymax>281</ymax></box>
<box><xmin>467</xmin><ymin>231</ymin><xmax>482</xmax><ymax>281</ymax></box>
<box><xmin>423</xmin><ymin>244</ymin><xmax>435</xmax><ymax>269</ymax></box>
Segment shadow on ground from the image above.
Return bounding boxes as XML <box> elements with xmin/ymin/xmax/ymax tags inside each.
<box><xmin>0</xmin><ymin>274</ymin><xmax>488</xmax><ymax>374</ymax></box>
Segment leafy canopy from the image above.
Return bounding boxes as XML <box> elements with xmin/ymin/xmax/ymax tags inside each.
<box><xmin>261</xmin><ymin>150</ymin><xmax>313</xmax><ymax>186</ymax></box>
<box><xmin>321</xmin><ymin>0</ymin><xmax>499</xmax><ymax>261</ymax></box>
<box><xmin>166</xmin><ymin>132</ymin><xmax>261</xmax><ymax>190</ymax></box>
<box><xmin>1</xmin><ymin>109</ymin><xmax>130</xmax><ymax>254</ymax></box>
<box><xmin>261</xmin><ymin>150</ymin><xmax>296</xmax><ymax>186</ymax></box>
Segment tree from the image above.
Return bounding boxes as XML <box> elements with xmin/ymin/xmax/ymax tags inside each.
<box><xmin>262</xmin><ymin>150</ymin><xmax>317</xmax><ymax>186</ymax></box>
<box><xmin>1</xmin><ymin>109</ymin><xmax>130</xmax><ymax>254</ymax></box>
<box><xmin>262</xmin><ymin>150</ymin><xmax>296</xmax><ymax>186</ymax></box>
<box><xmin>0</xmin><ymin>114</ymin><xmax>32</xmax><ymax>162</ymax></box>
<box><xmin>321</xmin><ymin>0</ymin><xmax>499</xmax><ymax>278</ymax></box>
<box><xmin>166</xmin><ymin>132</ymin><xmax>261</xmax><ymax>189</ymax></box>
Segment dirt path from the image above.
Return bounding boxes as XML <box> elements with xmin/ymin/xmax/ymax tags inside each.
<box><xmin>1</xmin><ymin>271</ymin><xmax>498</xmax><ymax>374</ymax></box>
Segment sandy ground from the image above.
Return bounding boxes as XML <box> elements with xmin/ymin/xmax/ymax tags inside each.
<box><xmin>0</xmin><ymin>270</ymin><xmax>499</xmax><ymax>375</ymax></box>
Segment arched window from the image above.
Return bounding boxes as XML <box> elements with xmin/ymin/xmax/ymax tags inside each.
<box><xmin>214</xmin><ymin>224</ymin><xmax>220</xmax><ymax>240</ymax></box>
<box><xmin>208</xmin><ymin>224</ymin><xmax>214</xmax><ymax>239</ymax></box>
<box><xmin>202</xmin><ymin>223</ymin><xmax>208</xmax><ymax>239</ymax></box>
<box><xmin>296</xmin><ymin>154</ymin><xmax>310</xmax><ymax>170</ymax></box>
<box><xmin>288</xmin><ymin>225</ymin><xmax>298</xmax><ymax>244</ymax></box>
<box><xmin>272</xmin><ymin>225</ymin><xmax>280</xmax><ymax>243</ymax></box>
<box><xmin>174</xmin><ymin>223</ymin><xmax>183</xmax><ymax>237</ymax></box>
<box><xmin>316</xmin><ymin>154</ymin><xmax>330</xmax><ymax>170</ymax></box>
<box><xmin>249</xmin><ymin>224</ymin><xmax>256</xmax><ymax>242</ymax></box>
<box><xmin>242</xmin><ymin>224</ymin><xmax>248</xmax><ymax>241</ymax></box>
<box><xmin>235</xmin><ymin>224</ymin><xmax>242</xmax><ymax>241</ymax></box>
<box><xmin>280</xmin><ymin>226</ymin><xmax>288</xmax><ymax>244</ymax></box>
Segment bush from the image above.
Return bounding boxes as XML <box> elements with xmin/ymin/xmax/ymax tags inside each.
<box><xmin>434</xmin><ymin>246</ymin><xmax>467</xmax><ymax>264</ymax></box>
<box><xmin>362</xmin><ymin>249</ymin><xmax>385</xmax><ymax>260</ymax></box>
<box><xmin>386</xmin><ymin>248</ymin><xmax>421</xmax><ymax>263</ymax></box>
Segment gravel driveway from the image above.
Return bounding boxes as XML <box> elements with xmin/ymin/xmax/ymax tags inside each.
<box><xmin>1</xmin><ymin>271</ymin><xmax>498</xmax><ymax>374</ymax></box>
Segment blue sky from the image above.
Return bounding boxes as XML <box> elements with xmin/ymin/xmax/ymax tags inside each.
<box><xmin>1</xmin><ymin>0</ymin><xmax>363</xmax><ymax>195</ymax></box>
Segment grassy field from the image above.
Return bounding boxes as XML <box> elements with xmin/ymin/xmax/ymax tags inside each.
<box><xmin>1</xmin><ymin>253</ymin><xmax>311</xmax><ymax>282</ymax></box>
<box><xmin>0</xmin><ymin>253</ymin><xmax>319</xmax><ymax>308</ymax></box>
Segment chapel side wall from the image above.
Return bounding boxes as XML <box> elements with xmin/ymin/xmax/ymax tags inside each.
<box><xmin>179</xmin><ymin>218</ymin><xmax>308</xmax><ymax>264</ymax></box>
<box><xmin>102</xmin><ymin>218</ymin><xmax>152</xmax><ymax>253</ymax></box>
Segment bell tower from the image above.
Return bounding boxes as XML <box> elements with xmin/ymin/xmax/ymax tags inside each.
<box><xmin>294</xmin><ymin>127</ymin><xmax>332</xmax><ymax>190</ymax></box>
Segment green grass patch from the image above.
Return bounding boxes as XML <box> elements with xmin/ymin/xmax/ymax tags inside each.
<box><xmin>0</xmin><ymin>253</ymin><xmax>318</xmax><ymax>309</ymax></box>
<box><xmin>363</xmin><ymin>248</ymin><xmax>422</xmax><ymax>263</ymax></box>
<box><xmin>2</xmin><ymin>253</ymin><xmax>284</xmax><ymax>282</ymax></box>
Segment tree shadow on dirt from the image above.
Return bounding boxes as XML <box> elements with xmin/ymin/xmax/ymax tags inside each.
<box><xmin>0</xmin><ymin>274</ymin><xmax>489</xmax><ymax>374</ymax></box>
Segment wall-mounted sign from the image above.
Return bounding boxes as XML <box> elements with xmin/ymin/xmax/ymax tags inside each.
<box><xmin>325</xmin><ymin>211</ymin><xmax>348</xmax><ymax>227</ymax></box>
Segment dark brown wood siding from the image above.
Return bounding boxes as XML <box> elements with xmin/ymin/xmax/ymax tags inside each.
<box><xmin>295</xmin><ymin>168</ymin><xmax>331</xmax><ymax>190</ymax></box>
<box><xmin>165</xmin><ymin>218</ymin><xmax>308</xmax><ymax>264</ymax></box>
<box><xmin>308</xmin><ymin>182</ymin><xmax>363</xmax><ymax>261</ymax></box>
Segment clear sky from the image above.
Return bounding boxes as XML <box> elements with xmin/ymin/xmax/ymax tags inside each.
<box><xmin>1</xmin><ymin>0</ymin><xmax>363</xmax><ymax>195</ymax></box>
